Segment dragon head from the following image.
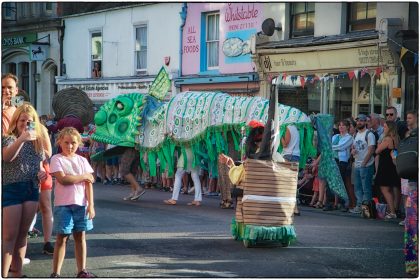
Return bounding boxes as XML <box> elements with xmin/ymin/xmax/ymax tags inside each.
<box><xmin>91</xmin><ymin>93</ymin><xmax>145</xmax><ymax>147</ymax></box>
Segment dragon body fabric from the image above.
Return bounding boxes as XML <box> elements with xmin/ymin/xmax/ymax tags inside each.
<box><xmin>92</xmin><ymin>91</ymin><xmax>316</xmax><ymax>178</ymax></box>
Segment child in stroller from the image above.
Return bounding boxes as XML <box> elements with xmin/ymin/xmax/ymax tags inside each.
<box><xmin>297</xmin><ymin>160</ymin><xmax>316</xmax><ymax>205</ymax></box>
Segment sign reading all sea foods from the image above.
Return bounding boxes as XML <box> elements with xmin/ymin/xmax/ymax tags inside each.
<box><xmin>260</xmin><ymin>45</ymin><xmax>394</xmax><ymax>73</ymax></box>
<box><xmin>60</xmin><ymin>81</ymin><xmax>153</xmax><ymax>101</ymax></box>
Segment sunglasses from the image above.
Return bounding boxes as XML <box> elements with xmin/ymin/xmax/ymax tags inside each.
<box><xmin>386</xmin><ymin>113</ymin><xmax>394</xmax><ymax>116</ymax></box>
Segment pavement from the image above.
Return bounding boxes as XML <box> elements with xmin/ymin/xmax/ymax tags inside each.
<box><xmin>23</xmin><ymin>181</ymin><xmax>406</xmax><ymax>278</ymax></box>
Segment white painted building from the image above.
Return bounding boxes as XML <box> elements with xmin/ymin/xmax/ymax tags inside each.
<box><xmin>57</xmin><ymin>3</ymin><xmax>183</xmax><ymax>109</ymax></box>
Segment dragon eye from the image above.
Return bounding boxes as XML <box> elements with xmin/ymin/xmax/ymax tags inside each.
<box><xmin>114</xmin><ymin>96</ymin><xmax>134</xmax><ymax>117</ymax></box>
<box><xmin>116</xmin><ymin>102</ymin><xmax>124</xmax><ymax>110</ymax></box>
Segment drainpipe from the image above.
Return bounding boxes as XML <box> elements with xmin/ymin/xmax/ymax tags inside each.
<box><xmin>59</xmin><ymin>20</ymin><xmax>65</xmax><ymax>76</ymax></box>
<box><xmin>179</xmin><ymin>3</ymin><xmax>187</xmax><ymax>79</ymax></box>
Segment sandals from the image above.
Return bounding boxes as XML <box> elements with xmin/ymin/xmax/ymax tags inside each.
<box><xmin>220</xmin><ymin>201</ymin><xmax>234</xmax><ymax>209</ymax></box>
<box><xmin>187</xmin><ymin>201</ymin><xmax>201</xmax><ymax>206</ymax></box>
<box><xmin>164</xmin><ymin>199</ymin><xmax>177</xmax><ymax>205</ymax></box>
<box><xmin>314</xmin><ymin>201</ymin><xmax>324</xmax><ymax>209</ymax></box>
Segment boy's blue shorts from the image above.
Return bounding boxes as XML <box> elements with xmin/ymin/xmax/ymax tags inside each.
<box><xmin>54</xmin><ymin>205</ymin><xmax>93</xmax><ymax>235</ymax></box>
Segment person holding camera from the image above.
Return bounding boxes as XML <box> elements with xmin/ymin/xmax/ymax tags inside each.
<box><xmin>2</xmin><ymin>103</ymin><xmax>48</xmax><ymax>277</ymax></box>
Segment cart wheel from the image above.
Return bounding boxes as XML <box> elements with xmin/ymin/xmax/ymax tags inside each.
<box><xmin>281</xmin><ymin>241</ymin><xmax>290</xmax><ymax>247</ymax></box>
<box><xmin>243</xmin><ymin>240</ymin><xmax>254</xmax><ymax>248</ymax></box>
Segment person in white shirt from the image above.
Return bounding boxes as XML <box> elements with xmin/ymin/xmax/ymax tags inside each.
<box><xmin>350</xmin><ymin>114</ymin><xmax>376</xmax><ymax>214</ymax></box>
<box><xmin>281</xmin><ymin>124</ymin><xmax>301</xmax><ymax>215</ymax></box>
<box><xmin>281</xmin><ymin>125</ymin><xmax>300</xmax><ymax>162</ymax></box>
<box><xmin>332</xmin><ymin>119</ymin><xmax>354</xmax><ymax>211</ymax></box>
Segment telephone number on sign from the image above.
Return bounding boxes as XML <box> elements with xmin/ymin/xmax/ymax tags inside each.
<box><xmin>87</xmin><ymin>92</ymin><xmax>106</xmax><ymax>98</ymax></box>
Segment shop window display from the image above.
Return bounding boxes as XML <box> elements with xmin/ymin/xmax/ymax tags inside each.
<box><xmin>276</xmin><ymin>71</ymin><xmax>388</xmax><ymax>122</ymax></box>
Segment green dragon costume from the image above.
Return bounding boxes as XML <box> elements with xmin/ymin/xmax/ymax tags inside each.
<box><xmin>91</xmin><ymin>69</ymin><xmax>346</xmax><ymax>246</ymax></box>
<box><xmin>92</xmin><ymin>91</ymin><xmax>316</xmax><ymax>175</ymax></box>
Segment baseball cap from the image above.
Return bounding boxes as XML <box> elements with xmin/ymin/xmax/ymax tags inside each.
<box><xmin>355</xmin><ymin>114</ymin><xmax>367</xmax><ymax>121</ymax></box>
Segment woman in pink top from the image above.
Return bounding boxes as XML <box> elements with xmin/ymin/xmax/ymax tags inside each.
<box><xmin>50</xmin><ymin>127</ymin><xmax>96</xmax><ymax>278</ymax></box>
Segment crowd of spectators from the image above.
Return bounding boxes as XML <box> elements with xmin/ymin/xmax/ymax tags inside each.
<box><xmin>2</xmin><ymin>71</ymin><xmax>417</xmax><ymax>277</ymax></box>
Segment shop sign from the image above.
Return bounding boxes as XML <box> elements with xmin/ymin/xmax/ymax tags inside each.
<box><xmin>29</xmin><ymin>44</ymin><xmax>49</xmax><ymax>61</ymax></box>
<box><xmin>2</xmin><ymin>33</ymin><xmax>37</xmax><ymax>48</ymax></box>
<box><xmin>260</xmin><ymin>46</ymin><xmax>394</xmax><ymax>73</ymax></box>
<box><xmin>60</xmin><ymin>81</ymin><xmax>153</xmax><ymax>101</ymax></box>
<box><xmin>182</xmin><ymin>3</ymin><xmax>263</xmax><ymax>75</ymax></box>
<box><xmin>392</xmin><ymin>88</ymin><xmax>402</xmax><ymax>98</ymax></box>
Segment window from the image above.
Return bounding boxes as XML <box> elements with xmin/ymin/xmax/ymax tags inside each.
<box><xmin>19</xmin><ymin>62</ymin><xmax>29</xmax><ymax>94</ymax></box>
<box><xmin>91</xmin><ymin>32</ymin><xmax>102</xmax><ymax>78</ymax></box>
<box><xmin>348</xmin><ymin>2</ymin><xmax>376</xmax><ymax>31</ymax></box>
<box><xmin>206</xmin><ymin>12</ymin><xmax>219</xmax><ymax>69</ymax></box>
<box><xmin>135</xmin><ymin>25</ymin><xmax>147</xmax><ymax>71</ymax></box>
<box><xmin>19</xmin><ymin>2</ymin><xmax>32</xmax><ymax>18</ymax></box>
<box><xmin>2</xmin><ymin>2</ymin><xmax>16</xmax><ymax>20</ymax></box>
<box><xmin>7</xmin><ymin>63</ymin><xmax>16</xmax><ymax>75</ymax></box>
<box><xmin>290</xmin><ymin>2</ymin><xmax>314</xmax><ymax>37</ymax></box>
<box><xmin>45</xmin><ymin>2</ymin><xmax>53</xmax><ymax>13</ymax></box>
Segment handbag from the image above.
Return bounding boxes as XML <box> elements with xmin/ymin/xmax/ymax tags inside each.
<box><xmin>40</xmin><ymin>161</ymin><xmax>53</xmax><ymax>189</ymax></box>
<box><xmin>228</xmin><ymin>164</ymin><xmax>245</xmax><ymax>185</ymax></box>
<box><xmin>396</xmin><ymin>129</ymin><xmax>418</xmax><ymax>180</ymax></box>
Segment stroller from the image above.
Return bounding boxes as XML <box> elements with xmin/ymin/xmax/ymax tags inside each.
<box><xmin>297</xmin><ymin>162</ymin><xmax>315</xmax><ymax>206</ymax></box>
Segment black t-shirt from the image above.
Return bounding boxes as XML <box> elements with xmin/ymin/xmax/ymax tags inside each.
<box><xmin>396</xmin><ymin>119</ymin><xmax>409</xmax><ymax>140</ymax></box>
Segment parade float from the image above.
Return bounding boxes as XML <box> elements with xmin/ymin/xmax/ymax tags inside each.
<box><xmin>91</xmin><ymin>67</ymin><xmax>346</xmax><ymax>247</ymax></box>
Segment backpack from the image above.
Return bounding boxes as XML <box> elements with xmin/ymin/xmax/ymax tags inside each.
<box><xmin>396</xmin><ymin>128</ymin><xmax>418</xmax><ymax>180</ymax></box>
<box><xmin>353</xmin><ymin>129</ymin><xmax>378</xmax><ymax>154</ymax></box>
<box><xmin>361</xmin><ymin>199</ymin><xmax>377</xmax><ymax>219</ymax></box>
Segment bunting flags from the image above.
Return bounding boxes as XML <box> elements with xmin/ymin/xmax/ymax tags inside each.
<box><xmin>353</xmin><ymin>69</ymin><xmax>359</xmax><ymax>79</ymax></box>
<box><xmin>387</xmin><ymin>37</ymin><xmax>418</xmax><ymax>67</ymax></box>
<box><xmin>268</xmin><ymin>65</ymin><xmax>392</xmax><ymax>90</ymax></box>
<box><xmin>400</xmin><ymin>47</ymin><xmax>408</xmax><ymax>60</ymax></box>
<box><xmin>360</xmin><ymin>67</ymin><xmax>368</xmax><ymax>78</ymax></box>
<box><xmin>300</xmin><ymin>76</ymin><xmax>305</xmax><ymax>88</ymax></box>
<box><xmin>348</xmin><ymin>71</ymin><xmax>355</xmax><ymax>80</ymax></box>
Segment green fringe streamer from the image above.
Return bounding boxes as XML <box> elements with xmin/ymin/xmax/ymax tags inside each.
<box><xmin>231</xmin><ymin>217</ymin><xmax>297</xmax><ymax>244</ymax></box>
<box><xmin>139</xmin><ymin>150</ymin><xmax>146</xmax><ymax>171</ymax></box>
<box><xmin>156</xmin><ymin>149</ymin><xmax>166</xmax><ymax>173</ymax></box>
<box><xmin>215</xmin><ymin>131</ymin><xmax>222</xmax><ymax>154</ymax></box>
<box><xmin>136</xmin><ymin>122</ymin><xmax>314</xmax><ymax>175</ymax></box>
<box><xmin>162</xmin><ymin>142</ymin><xmax>171</xmax><ymax>173</ymax></box>
<box><xmin>231</xmin><ymin>129</ymin><xmax>239</xmax><ymax>152</ymax></box>
<box><xmin>148</xmin><ymin>151</ymin><xmax>157</xmax><ymax>176</ymax></box>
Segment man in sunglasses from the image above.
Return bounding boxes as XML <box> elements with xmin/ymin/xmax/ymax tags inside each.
<box><xmin>385</xmin><ymin>106</ymin><xmax>408</xmax><ymax>140</ymax></box>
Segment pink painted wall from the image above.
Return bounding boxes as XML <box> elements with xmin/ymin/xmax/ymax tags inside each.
<box><xmin>182</xmin><ymin>3</ymin><xmax>263</xmax><ymax>75</ymax></box>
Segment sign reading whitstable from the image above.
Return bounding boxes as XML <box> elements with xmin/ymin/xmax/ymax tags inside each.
<box><xmin>260</xmin><ymin>45</ymin><xmax>394</xmax><ymax>73</ymax></box>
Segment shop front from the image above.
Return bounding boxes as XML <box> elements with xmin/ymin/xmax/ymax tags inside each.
<box><xmin>56</xmin><ymin>78</ymin><xmax>156</xmax><ymax>111</ymax></box>
<box><xmin>255</xmin><ymin>39</ymin><xmax>400</xmax><ymax>121</ymax></box>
